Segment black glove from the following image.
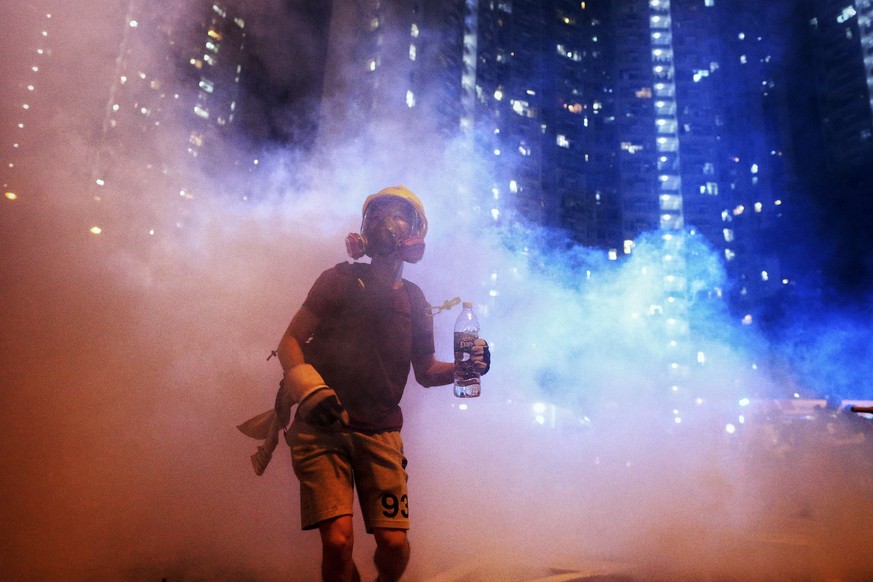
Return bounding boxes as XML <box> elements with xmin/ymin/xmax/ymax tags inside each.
<box><xmin>299</xmin><ymin>388</ymin><xmax>350</xmax><ymax>428</ymax></box>
<box><xmin>472</xmin><ymin>338</ymin><xmax>491</xmax><ymax>375</ymax></box>
<box><xmin>284</xmin><ymin>364</ymin><xmax>350</xmax><ymax>429</ymax></box>
<box><xmin>303</xmin><ymin>392</ymin><xmax>350</xmax><ymax>428</ymax></box>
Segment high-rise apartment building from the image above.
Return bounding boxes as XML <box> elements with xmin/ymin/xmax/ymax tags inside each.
<box><xmin>807</xmin><ymin>0</ymin><xmax>873</xmax><ymax>170</ymax></box>
<box><xmin>90</xmin><ymin>0</ymin><xmax>250</xmax><ymax>235</ymax></box>
<box><xmin>1</xmin><ymin>5</ymin><xmax>58</xmax><ymax>202</ymax></box>
<box><xmin>317</xmin><ymin>0</ymin><xmax>466</xmax><ymax>145</ymax></box>
<box><xmin>471</xmin><ymin>0</ymin><xmax>621</xmax><ymax>246</ymax></box>
<box><xmin>316</xmin><ymin>0</ymin><xmax>797</xmax><ymax>408</ymax></box>
<box><xmin>799</xmin><ymin>0</ymin><xmax>873</xmax><ymax>289</ymax></box>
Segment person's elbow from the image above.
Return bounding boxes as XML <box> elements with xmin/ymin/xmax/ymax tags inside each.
<box><xmin>415</xmin><ymin>369</ymin><xmax>441</xmax><ymax>388</ymax></box>
<box><xmin>413</xmin><ymin>357</ymin><xmax>451</xmax><ymax>388</ymax></box>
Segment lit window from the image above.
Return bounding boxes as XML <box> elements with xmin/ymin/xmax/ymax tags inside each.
<box><xmin>409</xmin><ymin>44</ymin><xmax>416</xmax><ymax>61</ymax></box>
<box><xmin>194</xmin><ymin>105</ymin><xmax>209</xmax><ymax>119</ymax></box>
<box><xmin>208</xmin><ymin>29</ymin><xmax>222</xmax><ymax>41</ymax></box>
<box><xmin>837</xmin><ymin>6</ymin><xmax>857</xmax><ymax>23</ymax></box>
<box><xmin>556</xmin><ymin>44</ymin><xmax>582</xmax><ymax>62</ymax></box>
<box><xmin>635</xmin><ymin>87</ymin><xmax>652</xmax><ymax>98</ymax></box>
<box><xmin>410</xmin><ymin>23</ymin><xmax>419</xmax><ymax>37</ymax></box>
<box><xmin>406</xmin><ymin>90</ymin><xmax>415</xmax><ymax>108</ymax></box>
<box><xmin>723</xmin><ymin>228</ymin><xmax>734</xmax><ymax>242</ymax></box>
<box><xmin>511</xmin><ymin>100</ymin><xmax>534</xmax><ymax>117</ymax></box>
<box><xmin>204</xmin><ymin>54</ymin><xmax>216</xmax><ymax>66</ymax></box>
<box><xmin>199</xmin><ymin>79</ymin><xmax>214</xmax><ymax>93</ymax></box>
<box><xmin>367</xmin><ymin>59</ymin><xmax>377</xmax><ymax>72</ymax></box>
<box><xmin>556</xmin><ymin>134</ymin><xmax>570</xmax><ymax>148</ymax></box>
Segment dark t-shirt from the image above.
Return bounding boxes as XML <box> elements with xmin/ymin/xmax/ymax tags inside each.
<box><xmin>301</xmin><ymin>262</ymin><xmax>435</xmax><ymax>433</ymax></box>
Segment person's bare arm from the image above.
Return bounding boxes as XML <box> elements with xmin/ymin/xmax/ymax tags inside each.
<box><xmin>277</xmin><ymin>306</ymin><xmax>320</xmax><ymax>374</ymax></box>
<box><xmin>276</xmin><ymin>306</ymin><xmax>349</xmax><ymax>426</ymax></box>
<box><xmin>411</xmin><ymin>352</ymin><xmax>454</xmax><ymax>387</ymax></box>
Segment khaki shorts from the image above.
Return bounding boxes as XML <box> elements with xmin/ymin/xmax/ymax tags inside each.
<box><xmin>286</xmin><ymin>421</ymin><xmax>409</xmax><ymax>533</ymax></box>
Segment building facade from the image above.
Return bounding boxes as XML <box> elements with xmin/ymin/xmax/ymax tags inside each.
<box><xmin>1</xmin><ymin>4</ymin><xmax>58</xmax><ymax>203</ymax></box>
<box><xmin>89</xmin><ymin>0</ymin><xmax>251</xmax><ymax>236</ymax></box>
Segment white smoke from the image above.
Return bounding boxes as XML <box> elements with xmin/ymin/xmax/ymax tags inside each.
<box><xmin>2</xmin><ymin>1</ymin><xmax>872</xmax><ymax>581</ymax></box>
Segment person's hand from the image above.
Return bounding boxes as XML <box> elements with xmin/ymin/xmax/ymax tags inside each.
<box><xmin>471</xmin><ymin>338</ymin><xmax>491</xmax><ymax>375</ymax></box>
<box><xmin>283</xmin><ymin>364</ymin><xmax>351</xmax><ymax>429</ymax></box>
<box><xmin>299</xmin><ymin>388</ymin><xmax>350</xmax><ymax>428</ymax></box>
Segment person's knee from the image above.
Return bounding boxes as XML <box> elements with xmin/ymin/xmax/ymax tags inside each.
<box><xmin>373</xmin><ymin>528</ymin><xmax>409</xmax><ymax>555</ymax></box>
<box><xmin>320</xmin><ymin>517</ymin><xmax>355</xmax><ymax>559</ymax></box>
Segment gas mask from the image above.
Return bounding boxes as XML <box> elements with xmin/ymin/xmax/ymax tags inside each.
<box><xmin>346</xmin><ymin>186</ymin><xmax>428</xmax><ymax>263</ymax></box>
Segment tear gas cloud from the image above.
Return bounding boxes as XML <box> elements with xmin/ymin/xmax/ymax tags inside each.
<box><xmin>1</xmin><ymin>1</ymin><xmax>872</xmax><ymax>581</ymax></box>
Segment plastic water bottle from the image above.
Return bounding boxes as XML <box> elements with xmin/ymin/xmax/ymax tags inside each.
<box><xmin>453</xmin><ymin>301</ymin><xmax>481</xmax><ymax>398</ymax></box>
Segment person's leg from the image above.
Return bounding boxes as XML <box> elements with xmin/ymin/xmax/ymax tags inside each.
<box><xmin>372</xmin><ymin>527</ymin><xmax>410</xmax><ymax>582</ymax></box>
<box><xmin>288</xmin><ymin>422</ymin><xmax>356</xmax><ymax>579</ymax></box>
<box><xmin>318</xmin><ymin>515</ymin><xmax>360</xmax><ymax>582</ymax></box>
<box><xmin>349</xmin><ymin>431</ymin><xmax>410</xmax><ymax>581</ymax></box>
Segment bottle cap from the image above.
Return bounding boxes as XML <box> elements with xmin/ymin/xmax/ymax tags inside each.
<box><xmin>463</xmin><ymin>301</ymin><xmax>473</xmax><ymax>308</ymax></box>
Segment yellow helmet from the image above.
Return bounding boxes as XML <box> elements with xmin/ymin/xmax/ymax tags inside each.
<box><xmin>361</xmin><ymin>185</ymin><xmax>428</xmax><ymax>237</ymax></box>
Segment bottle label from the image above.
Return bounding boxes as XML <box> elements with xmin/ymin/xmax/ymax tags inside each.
<box><xmin>454</xmin><ymin>331</ymin><xmax>480</xmax><ymax>391</ymax></box>
<box><xmin>454</xmin><ymin>331</ymin><xmax>477</xmax><ymax>362</ymax></box>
